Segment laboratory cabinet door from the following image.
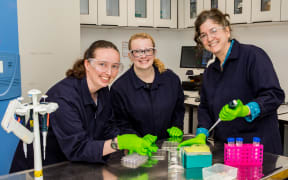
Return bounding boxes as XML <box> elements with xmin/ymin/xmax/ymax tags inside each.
<box><xmin>154</xmin><ymin>0</ymin><xmax>177</xmax><ymax>28</ymax></box>
<box><xmin>183</xmin><ymin>0</ymin><xmax>205</xmax><ymax>28</ymax></box>
<box><xmin>203</xmin><ymin>0</ymin><xmax>225</xmax><ymax>12</ymax></box>
<box><xmin>281</xmin><ymin>0</ymin><xmax>288</xmax><ymax>21</ymax></box>
<box><xmin>98</xmin><ymin>0</ymin><xmax>128</xmax><ymax>26</ymax></box>
<box><xmin>226</xmin><ymin>0</ymin><xmax>251</xmax><ymax>24</ymax></box>
<box><xmin>251</xmin><ymin>0</ymin><xmax>281</xmax><ymax>22</ymax></box>
<box><xmin>80</xmin><ymin>0</ymin><xmax>98</xmax><ymax>24</ymax></box>
<box><xmin>128</xmin><ymin>0</ymin><xmax>154</xmax><ymax>27</ymax></box>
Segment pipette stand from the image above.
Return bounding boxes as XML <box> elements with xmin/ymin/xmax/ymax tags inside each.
<box><xmin>1</xmin><ymin>89</ymin><xmax>58</xmax><ymax>180</ymax></box>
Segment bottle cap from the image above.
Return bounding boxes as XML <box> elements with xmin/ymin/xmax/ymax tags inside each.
<box><xmin>253</xmin><ymin>137</ymin><xmax>261</xmax><ymax>143</ymax></box>
<box><xmin>236</xmin><ymin>137</ymin><xmax>243</xmax><ymax>142</ymax></box>
<box><xmin>227</xmin><ymin>137</ymin><xmax>235</xmax><ymax>143</ymax></box>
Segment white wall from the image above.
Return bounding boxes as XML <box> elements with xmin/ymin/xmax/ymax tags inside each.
<box><xmin>80</xmin><ymin>27</ymin><xmax>204</xmax><ymax>80</ymax></box>
<box><xmin>81</xmin><ymin>22</ymin><xmax>288</xmax><ymax>102</ymax></box>
<box><xmin>18</xmin><ymin>0</ymin><xmax>80</xmax><ymax>98</ymax></box>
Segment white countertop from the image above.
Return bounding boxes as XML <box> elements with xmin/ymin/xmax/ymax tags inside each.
<box><xmin>184</xmin><ymin>91</ymin><xmax>200</xmax><ymax>106</ymax></box>
<box><xmin>278</xmin><ymin>104</ymin><xmax>288</xmax><ymax>121</ymax></box>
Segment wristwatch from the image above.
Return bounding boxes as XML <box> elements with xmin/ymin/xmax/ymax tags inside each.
<box><xmin>111</xmin><ymin>137</ymin><xmax>118</xmax><ymax>150</ymax></box>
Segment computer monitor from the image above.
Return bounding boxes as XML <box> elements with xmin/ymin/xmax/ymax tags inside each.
<box><xmin>180</xmin><ymin>46</ymin><xmax>213</xmax><ymax>68</ymax></box>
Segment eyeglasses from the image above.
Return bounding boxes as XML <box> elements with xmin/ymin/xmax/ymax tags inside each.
<box><xmin>88</xmin><ymin>58</ymin><xmax>123</xmax><ymax>74</ymax></box>
<box><xmin>198</xmin><ymin>26</ymin><xmax>225</xmax><ymax>42</ymax></box>
<box><xmin>129</xmin><ymin>48</ymin><xmax>156</xmax><ymax>58</ymax></box>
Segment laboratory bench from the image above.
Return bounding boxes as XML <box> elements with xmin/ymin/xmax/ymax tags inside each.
<box><xmin>1</xmin><ymin>136</ymin><xmax>288</xmax><ymax>180</ymax></box>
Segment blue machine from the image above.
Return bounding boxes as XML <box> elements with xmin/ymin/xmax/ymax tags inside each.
<box><xmin>0</xmin><ymin>0</ymin><xmax>22</xmax><ymax>175</ymax></box>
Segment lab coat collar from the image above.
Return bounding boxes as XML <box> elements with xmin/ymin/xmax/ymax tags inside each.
<box><xmin>212</xmin><ymin>39</ymin><xmax>240</xmax><ymax>71</ymax></box>
<box><xmin>81</xmin><ymin>77</ymin><xmax>104</xmax><ymax>113</ymax></box>
<box><xmin>81</xmin><ymin>77</ymin><xmax>93</xmax><ymax>106</ymax></box>
<box><xmin>129</xmin><ymin>64</ymin><xmax>162</xmax><ymax>90</ymax></box>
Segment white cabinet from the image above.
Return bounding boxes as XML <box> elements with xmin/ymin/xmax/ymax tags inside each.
<box><xmin>179</xmin><ymin>0</ymin><xmax>205</xmax><ymax>28</ymax></box>
<box><xmin>80</xmin><ymin>0</ymin><xmax>176</xmax><ymax>27</ymax></box>
<box><xmin>80</xmin><ymin>0</ymin><xmax>98</xmax><ymax>24</ymax></box>
<box><xmin>226</xmin><ymin>0</ymin><xmax>251</xmax><ymax>24</ymax></box>
<box><xmin>281</xmin><ymin>0</ymin><xmax>288</xmax><ymax>21</ymax></box>
<box><xmin>154</xmin><ymin>0</ymin><xmax>177</xmax><ymax>28</ymax></box>
<box><xmin>80</xmin><ymin>0</ymin><xmax>287</xmax><ymax>28</ymax></box>
<box><xmin>185</xmin><ymin>0</ymin><xmax>204</xmax><ymax>27</ymax></box>
<box><xmin>98</xmin><ymin>0</ymin><xmax>127</xmax><ymax>26</ymax></box>
<box><xmin>128</xmin><ymin>0</ymin><xmax>154</xmax><ymax>27</ymax></box>
<box><xmin>80</xmin><ymin>0</ymin><xmax>127</xmax><ymax>26</ymax></box>
<box><xmin>203</xmin><ymin>0</ymin><xmax>225</xmax><ymax>12</ymax></box>
<box><xmin>251</xmin><ymin>0</ymin><xmax>281</xmax><ymax>22</ymax></box>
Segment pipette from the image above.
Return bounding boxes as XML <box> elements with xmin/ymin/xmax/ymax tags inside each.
<box><xmin>208</xmin><ymin>100</ymin><xmax>238</xmax><ymax>133</ymax></box>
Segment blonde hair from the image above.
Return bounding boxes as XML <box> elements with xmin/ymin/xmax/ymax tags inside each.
<box><xmin>128</xmin><ymin>33</ymin><xmax>166</xmax><ymax>73</ymax></box>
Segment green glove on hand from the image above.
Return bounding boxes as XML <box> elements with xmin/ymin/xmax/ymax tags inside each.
<box><xmin>178</xmin><ymin>133</ymin><xmax>206</xmax><ymax>148</ymax></box>
<box><xmin>219</xmin><ymin>99</ymin><xmax>250</xmax><ymax>121</ymax></box>
<box><xmin>141</xmin><ymin>159</ymin><xmax>159</xmax><ymax>168</ymax></box>
<box><xmin>167</xmin><ymin>126</ymin><xmax>183</xmax><ymax>137</ymax></box>
<box><xmin>143</xmin><ymin>134</ymin><xmax>157</xmax><ymax>144</ymax></box>
<box><xmin>118</xmin><ymin>134</ymin><xmax>152</xmax><ymax>156</ymax></box>
<box><xmin>128</xmin><ymin>144</ymin><xmax>158</xmax><ymax>157</ymax></box>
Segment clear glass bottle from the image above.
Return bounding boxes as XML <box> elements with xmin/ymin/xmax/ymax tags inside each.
<box><xmin>227</xmin><ymin>137</ymin><xmax>235</xmax><ymax>146</ymax></box>
<box><xmin>236</xmin><ymin>137</ymin><xmax>243</xmax><ymax>146</ymax></box>
<box><xmin>253</xmin><ymin>137</ymin><xmax>261</xmax><ymax>162</ymax></box>
<box><xmin>253</xmin><ymin>137</ymin><xmax>261</xmax><ymax>146</ymax></box>
<box><xmin>227</xmin><ymin>137</ymin><xmax>235</xmax><ymax>161</ymax></box>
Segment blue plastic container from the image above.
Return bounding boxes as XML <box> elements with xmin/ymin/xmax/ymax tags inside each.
<box><xmin>182</xmin><ymin>144</ymin><xmax>212</xmax><ymax>168</ymax></box>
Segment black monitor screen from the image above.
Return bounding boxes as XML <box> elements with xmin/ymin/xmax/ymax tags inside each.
<box><xmin>180</xmin><ymin>46</ymin><xmax>212</xmax><ymax>68</ymax></box>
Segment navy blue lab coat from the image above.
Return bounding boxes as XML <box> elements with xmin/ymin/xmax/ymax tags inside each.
<box><xmin>198</xmin><ymin>39</ymin><xmax>285</xmax><ymax>154</ymax></box>
<box><xmin>10</xmin><ymin>77</ymin><xmax>119</xmax><ymax>173</ymax></box>
<box><xmin>110</xmin><ymin>65</ymin><xmax>185</xmax><ymax>140</ymax></box>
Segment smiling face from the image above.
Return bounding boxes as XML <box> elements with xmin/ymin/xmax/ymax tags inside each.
<box><xmin>129</xmin><ymin>38</ymin><xmax>156</xmax><ymax>71</ymax></box>
<box><xmin>199</xmin><ymin>19</ymin><xmax>231</xmax><ymax>61</ymax></box>
<box><xmin>85</xmin><ymin>48</ymin><xmax>120</xmax><ymax>92</ymax></box>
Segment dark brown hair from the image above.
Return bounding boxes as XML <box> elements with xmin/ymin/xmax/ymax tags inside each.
<box><xmin>66</xmin><ymin>40</ymin><xmax>119</xmax><ymax>79</ymax></box>
<box><xmin>194</xmin><ymin>8</ymin><xmax>231</xmax><ymax>49</ymax></box>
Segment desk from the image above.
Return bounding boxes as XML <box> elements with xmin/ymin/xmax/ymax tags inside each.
<box><xmin>184</xmin><ymin>91</ymin><xmax>199</xmax><ymax>134</ymax></box>
<box><xmin>278</xmin><ymin>104</ymin><xmax>288</xmax><ymax>156</ymax></box>
<box><xmin>1</xmin><ymin>137</ymin><xmax>288</xmax><ymax>180</ymax></box>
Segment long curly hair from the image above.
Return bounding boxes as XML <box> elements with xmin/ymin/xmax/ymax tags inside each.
<box><xmin>194</xmin><ymin>8</ymin><xmax>232</xmax><ymax>50</ymax></box>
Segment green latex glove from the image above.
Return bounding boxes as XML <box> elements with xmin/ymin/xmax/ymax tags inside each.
<box><xmin>141</xmin><ymin>159</ymin><xmax>159</xmax><ymax>168</ymax></box>
<box><xmin>167</xmin><ymin>126</ymin><xmax>183</xmax><ymax>137</ymax></box>
<box><xmin>118</xmin><ymin>134</ymin><xmax>152</xmax><ymax>156</ymax></box>
<box><xmin>143</xmin><ymin>134</ymin><xmax>157</xmax><ymax>144</ymax></box>
<box><xmin>167</xmin><ymin>136</ymin><xmax>183</xmax><ymax>143</ymax></box>
<box><xmin>178</xmin><ymin>133</ymin><xmax>206</xmax><ymax>148</ymax></box>
<box><xmin>128</xmin><ymin>144</ymin><xmax>158</xmax><ymax>157</ymax></box>
<box><xmin>219</xmin><ymin>99</ymin><xmax>250</xmax><ymax>121</ymax></box>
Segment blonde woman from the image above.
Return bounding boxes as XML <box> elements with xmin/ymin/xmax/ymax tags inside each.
<box><xmin>111</xmin><ymin>33</ymin><xmax>185</xmax><ymax>140</ymax></box>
